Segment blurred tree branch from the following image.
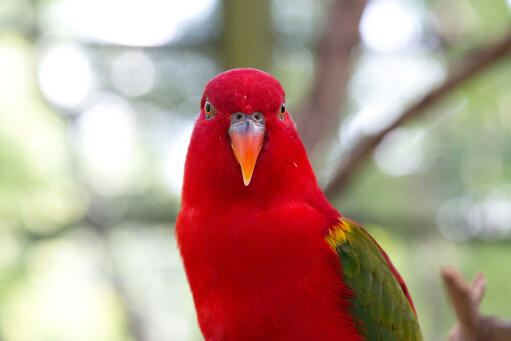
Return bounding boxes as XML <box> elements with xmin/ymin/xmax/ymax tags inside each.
<box><xmin>221</xmin><ymin>0</ymin><xmax>271</xmax><ymax>70</ymax></box>
<box><xmin>442</xmin><ymin>267</ymin><xmax>511</xmax><ymax>341</ymax></box>
<box><xmin>324</xmin><ymin>31</ymin><xmax>511</xmax><ymax>198</ymax></box>
<box><xmin>295</xmin><ymin>0</ymin><xmax>368</xmax><ymax>154</ymax></box>
<box><xmin>89</xmin><ymin>221</ymin><xmax>152</xmax><ymax>341</ymax></box>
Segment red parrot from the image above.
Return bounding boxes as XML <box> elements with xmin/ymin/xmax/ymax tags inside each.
<box><xmin>176</xmin><ymin>69</ymin><xmax>422</xmax><ymax>341</ymax></box>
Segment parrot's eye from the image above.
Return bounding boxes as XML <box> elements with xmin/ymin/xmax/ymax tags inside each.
<box><xmin>279</xmin><ymin>103</ymin><xmax>286</xmax><ymax>120</ymax></box>
<box><xmin>204</xmin><ymin>100</ymin><xmax>214</xmax><ymax>120</ymax></box>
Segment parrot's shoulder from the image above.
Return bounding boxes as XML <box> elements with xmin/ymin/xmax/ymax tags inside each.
<box><xmin>326</xmin><ymin>218</ymin><xmax>423</xmax><ymax>341</ymax></box>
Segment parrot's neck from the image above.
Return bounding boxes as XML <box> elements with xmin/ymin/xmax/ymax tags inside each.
<box><xmin>182</xmin><ymin>155</ymin><xmax>338</xmax><ymax>220</ymax></box>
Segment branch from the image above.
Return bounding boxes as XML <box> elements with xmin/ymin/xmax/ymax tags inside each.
<box><xmin>295</xmin><ymin>0</ymin><xmax>368</xmax><ymax>154</ymax></box>
<box><xmin>91</xmin><ymin>224</ymin><xmax>152</xmax><ymax>341</ymax></box>
<box><xmin>442</xmin><ymin>267</ymin><xmax>511</xmax><ymax>341</ymax></box>
<box><xmin>324</xmin><ymin>31</ymin><xmax>511</xmax><ymax>198</ymax></box>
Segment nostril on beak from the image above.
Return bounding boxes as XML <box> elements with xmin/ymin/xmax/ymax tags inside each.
<box><xmin>251</xmin><ymin>112</ymin><xmax>265</xmax><ymax>124</ymax></box>
<box><xmin>232</xmin><ymin>112</ymin><xmax>245</xmax><ymax>123</ymax></box>
<box><xmin>230</xmin><ymin>112</ymin><xmax>265</xmax><ymax>126</ymax></box>
<box><xmin>253</xmin><ymin>113</ymin><xmax>262</xmax><ymax>121</ymax></box>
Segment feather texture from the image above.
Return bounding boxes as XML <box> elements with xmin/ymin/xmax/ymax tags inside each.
<box><xmin>327</xmin><ymin>218</ymin><xmax>423</xmax><ymax>341</ymax></box>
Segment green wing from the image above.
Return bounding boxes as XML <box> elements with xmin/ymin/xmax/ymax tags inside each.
<box><xmin>326</xmin><ymin>218</ymin><xmax>422</xmax><ymax>341</ymax></box>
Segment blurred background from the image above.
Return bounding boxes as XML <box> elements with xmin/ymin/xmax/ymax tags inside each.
<box><xmin>1</xmin><ymin>0</ymin><xmax>510</xmax><ymax>340</ymax></box>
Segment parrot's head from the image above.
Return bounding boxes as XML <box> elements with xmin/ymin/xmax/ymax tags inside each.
<box><xmin>182</xmin><ymin>69</ymin><xmax>321</xmax><ymax>206</ymax></box>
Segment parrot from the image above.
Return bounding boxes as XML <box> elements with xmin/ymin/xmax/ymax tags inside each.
<box><xmin>176</xmin><ymin>68</ymin><xmax>422</xmax><ymax>341</ymax></box>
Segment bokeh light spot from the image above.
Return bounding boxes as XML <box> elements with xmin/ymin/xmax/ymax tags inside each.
<box><xmin>38</xmin><ymin>44</ymin><xmax>93</xmax><ymax>109</ymax></box>
<box><xmin>360</xmin><ymin>0</ymin><xmax>422</xmax><ymax>53</ymax></box>
<box><xmin>111</xmin><ymin>51</ymin><xmax>155</xmax><ymax>97</ymax></box>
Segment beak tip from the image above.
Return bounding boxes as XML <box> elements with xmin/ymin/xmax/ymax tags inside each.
<box><xmin>243</xmin><ymin>177</ymin><xmax>251</xmax><ymax>186</ymax></box>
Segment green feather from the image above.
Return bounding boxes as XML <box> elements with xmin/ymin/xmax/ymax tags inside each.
<box><xmin>327</xmin><ymin>218</ymin><xmax>423</xmax><ymax>341</ymax></box>
<box><xmin>338</xmin><ymin>243</ymin><xmax>360</xmax><ymax>278</ymax></box>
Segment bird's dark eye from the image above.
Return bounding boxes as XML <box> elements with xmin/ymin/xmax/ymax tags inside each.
<box><xmin>279</xmin><ymin>103</ymin><xmax>286</xmax><ymax>120</ymax></box>
<box><xmin>204</xmin><ymin>100</ymin><xmax>214</xmax><ymax>119</ymax></box>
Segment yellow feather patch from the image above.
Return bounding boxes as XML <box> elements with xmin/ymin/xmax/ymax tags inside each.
<box><xmin>326</xmin><ymin>219</ymin><xmax>352</xmax><ymax>250</ymax></box>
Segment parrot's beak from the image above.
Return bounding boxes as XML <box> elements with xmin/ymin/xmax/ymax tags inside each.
<box><xmin>229</xmin><ymin>112</ymin><xmax>265</xmax><ymax>186</ymax></box>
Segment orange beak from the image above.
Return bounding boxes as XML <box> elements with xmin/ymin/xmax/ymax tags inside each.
<box><xmin>229</xmin><ymin>112</ymin><xmax>265</xmax><ymax>186</ymax></box>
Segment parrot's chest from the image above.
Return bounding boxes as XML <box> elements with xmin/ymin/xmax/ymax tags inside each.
<box><xmin>192</xmin><ymin>233</ymin><xmax>351</xmax><ymax>340</ymax></box>
<box><xmin>177</xmin><ymin>204</ymin><xmax>361</xmax><ymax>340</ymax></box>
